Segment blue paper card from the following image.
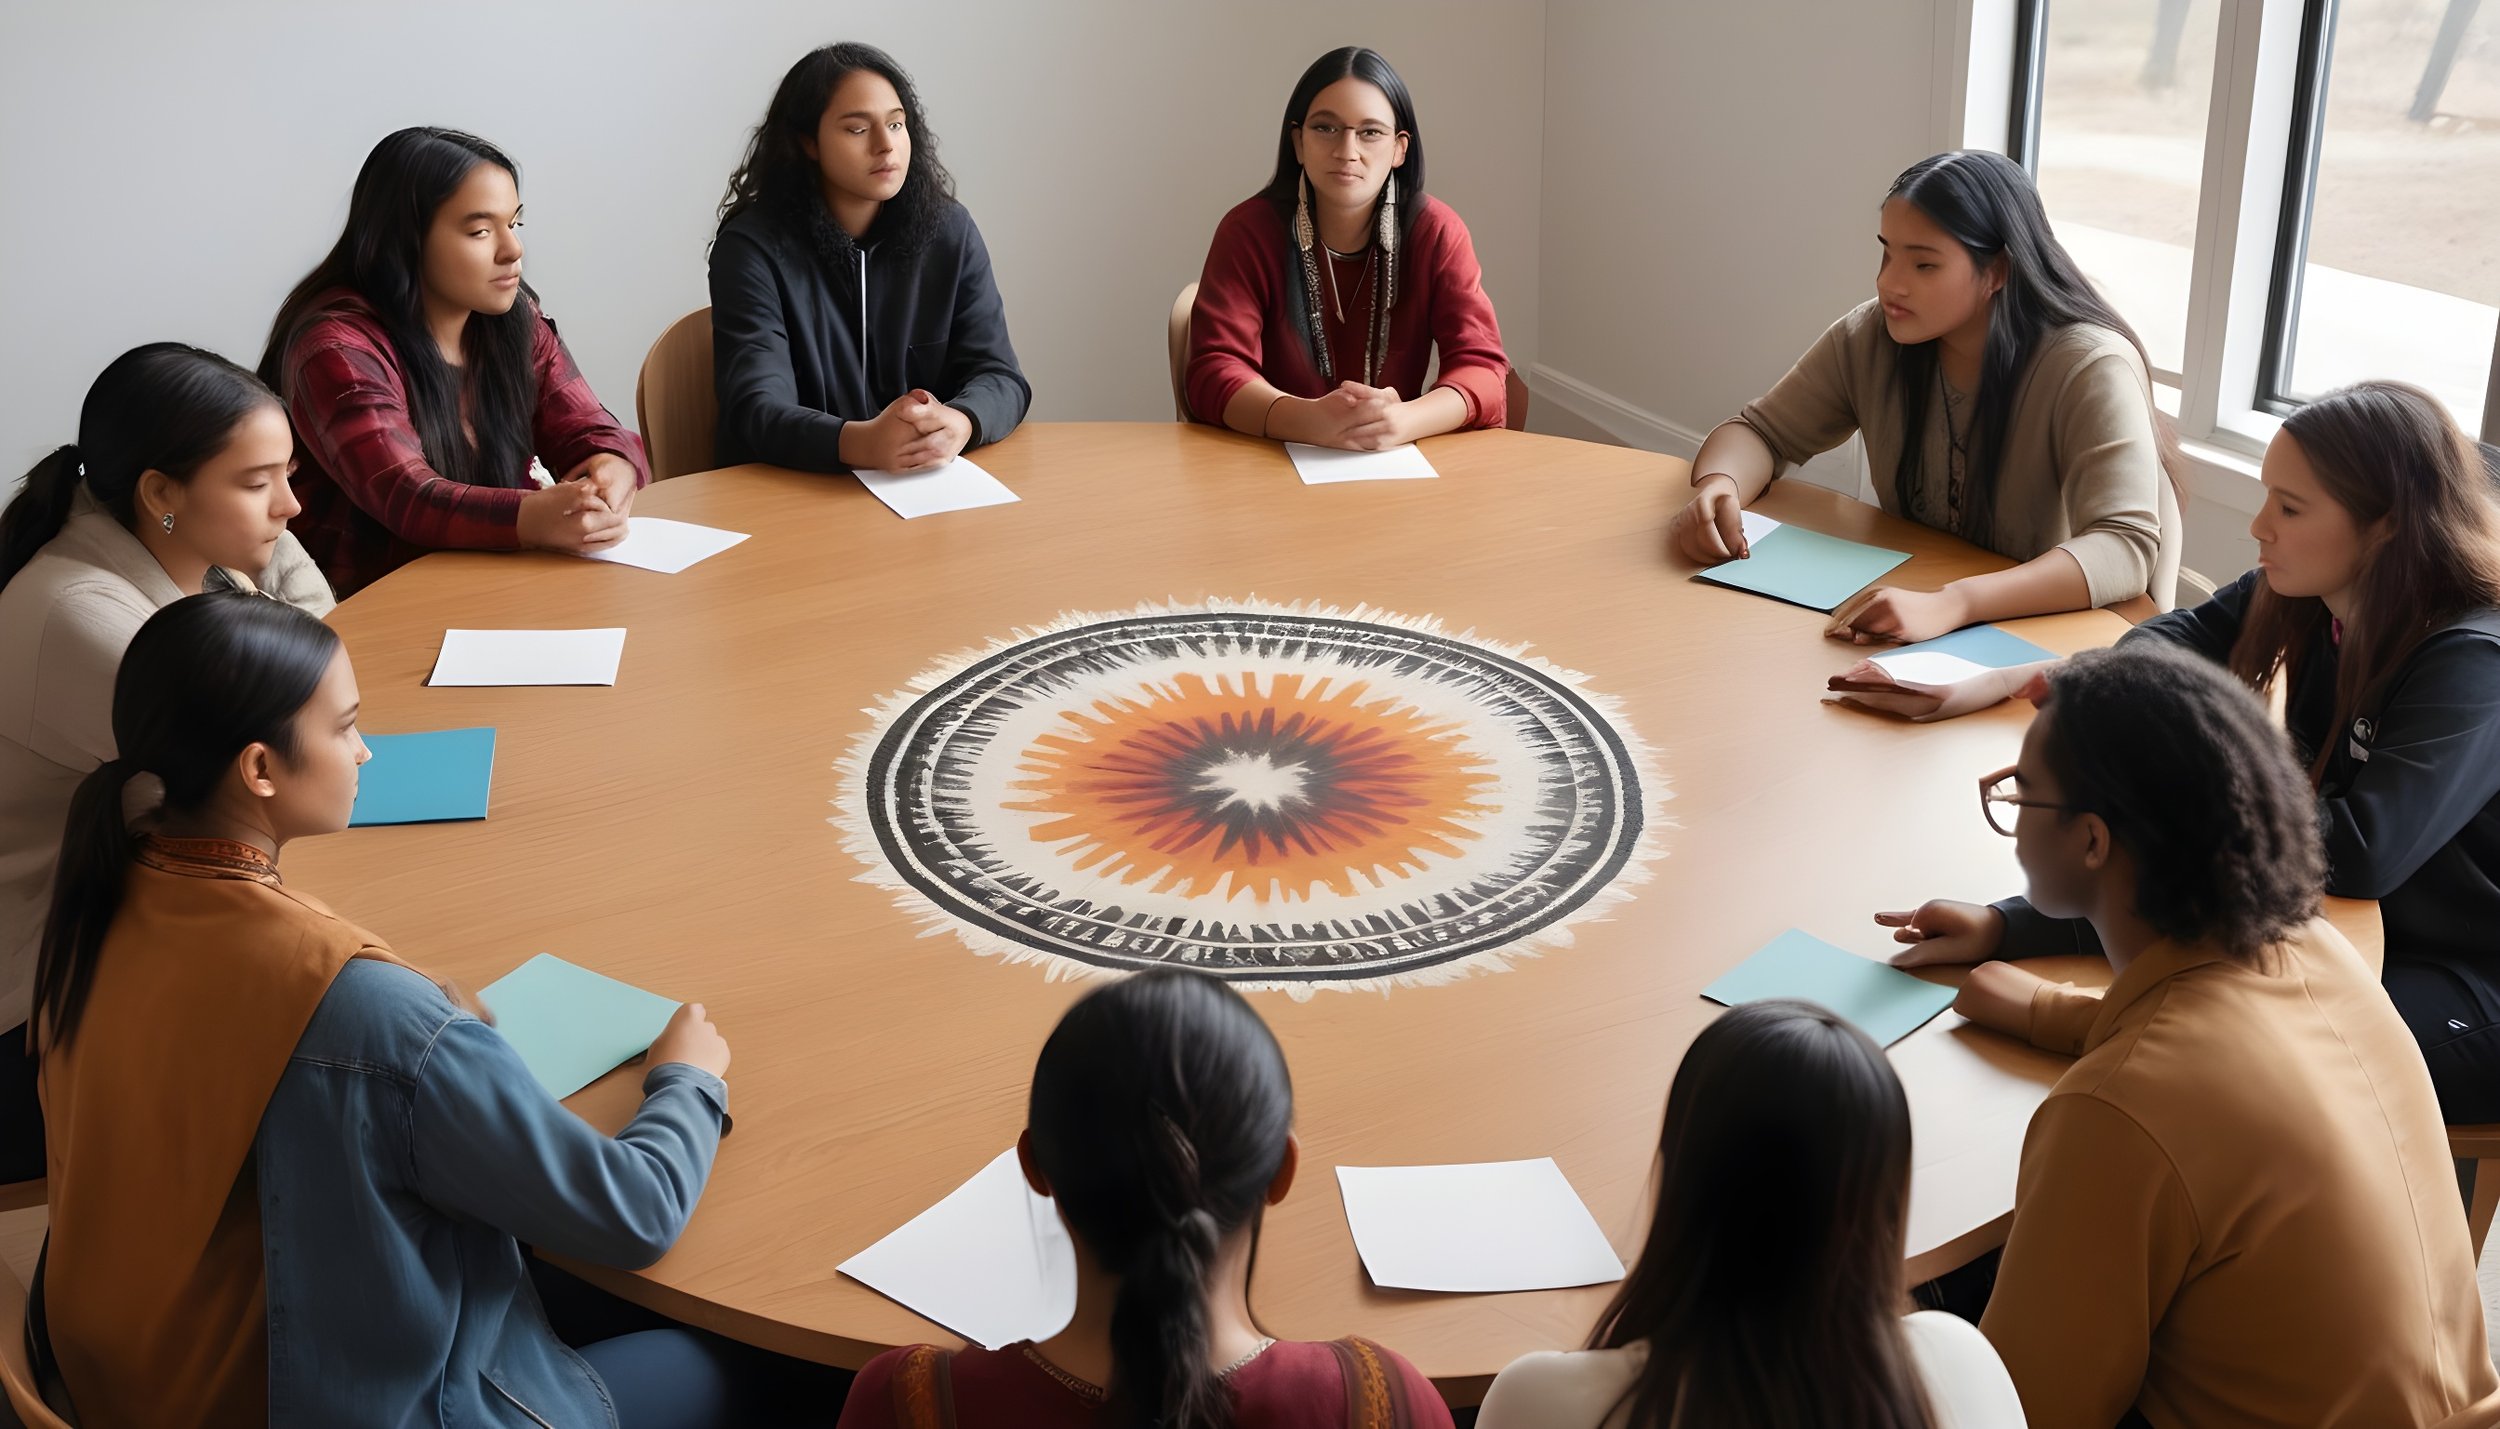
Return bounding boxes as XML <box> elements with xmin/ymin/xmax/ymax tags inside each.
<box><xmin>1882</xmin><ymin>624</ymin><xmax>2057</xmax><ymax>670</ymax></box>
<box><xmin>349</xmin><ymin>728</ymin><xmax>497</xmax><ymax>826</ymax></box>
<box><xmin>480</xmin><ymin>953</ymin><xmax>683</xmax><ymax>1100</ymax></box>
<box><xmin>1694</xmin><ymin>525</ymin><xmax>1911</xmax><ymax>613</ymax></box>
<box><xmin>1701</xmin><ymin>929</ymin><xmax>1958</xmax><ymax>1047</ymax></box>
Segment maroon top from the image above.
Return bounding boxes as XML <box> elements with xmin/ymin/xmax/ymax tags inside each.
<box><xmin>274</xmin><ymin>290</ymin><xmax>649</xmax><ymax>597</ymax></box>
<box><xmin>836</xmin><ymin>1337</ymin><xmax>1454</xmax><ymax>1429</ymax></box>
<box><xmin>1186</xmin><ymin>194</ymin><xmax>1508</xmax><ymax>431</ymax></box>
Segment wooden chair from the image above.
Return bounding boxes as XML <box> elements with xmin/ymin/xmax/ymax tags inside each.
<box><xmin>0</xmin><ymin>1259</ymin><xmax>72</xmax><ymax>1429</ymax></box>
<box><xmin>1167</xmin><ymin>283</ymin><xmax>1198</xmax><ymax>422</ymax></box>
<box><xmin>0</xmin><ymin>1183</ymin><xmax>38</xmax><ymax>1216</ymax></box>
<box><xmin>633</xmin><ymin>308</ymin><xmax>716</xmax><ymax>482</ymax></box>
<box><xmin>2450</xmin><ymin>1123</ymin><xmax>2500</xmax><ymax>1259</ymax></box>
<box><xmin>1504</xmin><ymin>369</ymin><xmax>1531</xmax><ymax>433</ymax></box>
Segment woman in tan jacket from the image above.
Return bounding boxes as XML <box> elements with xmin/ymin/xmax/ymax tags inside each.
<box><xmin>1668</xmin><ymin>150</ymin><xmax>2179</xmax><ymax>645</ymax></box>
<box><xmin>1893</xmin><ymin>643</ymin><xmax>2494</xmax><ymax>1428</ymax></box>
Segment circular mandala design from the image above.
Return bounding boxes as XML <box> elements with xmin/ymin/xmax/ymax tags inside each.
<box><xmin>838</xmin><ymin>602</ymin><xmax>1659</xmax><ymax>992</ymax></box>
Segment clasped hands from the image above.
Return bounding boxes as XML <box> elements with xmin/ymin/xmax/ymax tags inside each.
<box><xmin>517</xmin><ymin>453</ymin><xmax>638</xmax><ymax>553</ymax></box>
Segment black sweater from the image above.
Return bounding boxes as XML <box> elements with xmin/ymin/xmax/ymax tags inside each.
<box><xmin>709</xmin><ymin>199</ymin><xmax>1031</xmax><ymax>472</ymax></box>
<box><xmin>1998</xmin><ymin>567</ymin><xmax>2500</xmax><ymax>981</ymax></box>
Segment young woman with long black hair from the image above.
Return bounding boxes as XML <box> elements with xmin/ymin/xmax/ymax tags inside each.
<box><xmin>1670</xmin><ymin>150</ymin><xmax>2179</xmax><ymax>644</ymax></box>
<box><xmin>0</xmin><ymin>344</ymin><xmax>330</xmax><ymax>1184</ymax></box>
<box><xmin>1476</xmin><ymin>999</ymin><xmax>2022</xmax><ymax>1429</ymax></box>
<box><xmin>260</xmin><ymin>126</ymin><xmax>649</xmax><ymax>597</ymax></box>
<box><xmin>1865</xmin><ymin>383</ymin><xmax>2500</xmax><ymax>1126</ymax></box>
<box><xmin>1186</xmin><ymin>47</ymin><xmax>1509</xmax><ymax>449</ymax></box>
<box><xmin>711</xmin><ymin>42</ymin><xmax>1030</xmax><ymax>475</ymax></box>
<box><xmin>27</xmin><ymin>593</ymin><xmax>805</xmax><ymax>1429</ymax></box>
<box><xmin>837</xmin><ymin>969</ymin><xmax>1450</xmax><ymax>1428</ymax></box>
<box><xmin>1885</xmin><ymin>644</ymin><xmax>2491</xmax><ymax>1426</ymax></box>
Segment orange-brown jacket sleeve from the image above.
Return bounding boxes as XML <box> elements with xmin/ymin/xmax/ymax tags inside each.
<box><xmin>1982</xmin><ymin>1092</ymin><xmax>2197</xmax><ymax>1429</ymax></box>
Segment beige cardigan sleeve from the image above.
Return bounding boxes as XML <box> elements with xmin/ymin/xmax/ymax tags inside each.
<box><xmin>1733</xmin><ymin>307</ymin><xmax>1873</xmax><ymax>476</ymax></box>
<box><xmin>1982</xmin><ymin>1092</ymin><xmax>2197</xmax><ymax>1429</ymax></box>
<box><xmin>2043</xmin><ymin>345</ymin><xmax>2166</xmax><ymax>606</ymax></box>
<box><xmin>253</xmin><ymin>532</ymin><xmax>337</xmax><ymax>618</ymax></box>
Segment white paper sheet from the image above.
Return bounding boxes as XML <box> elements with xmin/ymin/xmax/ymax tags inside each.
<box><xmin>1284</xmin><ymin>442</ymin><xmax>1440</xmax><ymax>485</ymax></box>
<box><xmin>1868</xmin><ymin>649</ymin><xmax>1992</xmax><ymax>686</ymax></box>
<box><xmin>1335</xmin><ymin>1158</ymin><xmax>1625</xmax><ymax>1293</ymax></box>
<box><xmin>1739</xmin><ymin>509</ymin><xmax>1782</xmax><ymax>546</ymax></box>
<box><xmin>427</xmin><ymin>628</ymin><xmax>628</xmax><ymax>687</ymax></box>
<box><xmin>577</xmin><ymin>517</ymin><xmax>751</xmax><ymax>574</ymax></box>
<box><xmin>854</xmin><ymin>456</ymin><xmax>1021</xmax><ymax>519</ymax></box>
<box><xmin>838</xmin><ymin>1149</ymin><xmax>1078</xmax><ymax>1351</ymax></box>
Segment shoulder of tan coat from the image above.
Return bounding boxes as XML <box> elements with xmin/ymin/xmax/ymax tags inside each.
<box><xmin>2027</xmin><ymin>322</ymin><xmax>2153</xmax><ymax>401</ymax></box>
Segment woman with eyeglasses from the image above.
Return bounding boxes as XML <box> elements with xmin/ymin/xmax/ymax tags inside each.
<box><xmin>1185</xmin><ymin>47</ymin><xmax>1509</xmax><ymax>450</ymax></box>
<box><xmin>1669</xmin><ymin>150</ymin><xmax>2180</xmax><ymax>645</ymax></box>
<box><xmin>1904</xmin><ymin>643</ymin><xmax>2491</xmax><ymax>1428</ymax></box>
<box><xmin>1860</xmin><ymin>382</ymin><xmax>2500</xmax><ymax>1128</ymax></box>
<box><xmin>711</xmin><ymin>42</ymin><xmax>1030</xmax><ymax>477</ymax></box>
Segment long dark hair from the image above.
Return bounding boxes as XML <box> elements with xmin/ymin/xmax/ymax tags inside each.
<box><xmin>1589</xmin><ymin>999</ymin><xmax>1933</xmax><ymax>1429</ymax></box>
<box><xmin>1884</xmin><ymin>150</ymin><xmax>2178</xmax><ymax>549</ymax></box>
<box><xmin>1259</xmin><ymin>47</ymin><xmax>1427</xmax><ymax>248</ymax></box>
<box><xmin>715</xmin><ymin>43</ymin><xmax>957</xmax><ymax>258</ymax></box>
<box><xmin>2041</xmin><ymin>643</ymin><xmax>2324</xmax><ymax>955</ymax></box>
<box><xmin>259</xmin><ymin>127</ymin><xmax>538</xmax><ymax>491</ymax></box>
<box><xmin>1028</xmin><ymin>970</ymin><xmax>1294</xmax><ymax>1429</ymax></box>
<box><xmin>33</xmin><ymin>593</ymin><xmax>340</xmax><ymax>1053</ymax></box>
<box><xmin>0</xmin><ymin>344</ymin><xmax>281</xmax><ymax>589</ymax></box>
<box><xmin>2226</xmin><ymin>381</ymin><xmax>2500</xmax><ymax>783</ymax></box>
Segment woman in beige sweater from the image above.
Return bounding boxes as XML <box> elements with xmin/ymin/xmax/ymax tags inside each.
<box><xmin>0</xmin><ymin>342</ymin><xmax>332</xmax><ymax>1184</ymax></box>
<box><xmin>1669</xmin><ymin>150</ymin><xmax>2178</xmax><ymax>644</ymax></box>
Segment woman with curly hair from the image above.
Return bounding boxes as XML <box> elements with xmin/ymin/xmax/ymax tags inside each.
<box><xmin>1895</xmin><ymin>644</ymin><xmax>2493</xmax><ymax>1428</ymax></box>
<box><xmin>1852</xmin><ymin>382</ymin><xmax>2500</xmax><ymax>1126</ymax></box>
<box><xmin>710</xmin><ymin>42</ymin><xmax>1030</xmax><ymax>475</ymax></box>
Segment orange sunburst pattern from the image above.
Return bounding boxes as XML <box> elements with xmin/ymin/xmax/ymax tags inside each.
<box><xmin>1007</xmin><ymin>671</ymin><xmax>1500</xmax><ymax>901</ymax></box>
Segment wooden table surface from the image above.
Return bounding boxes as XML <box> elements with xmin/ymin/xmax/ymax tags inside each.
<box><xmin>288</xmin><ymin>422</ymin><xmax>2377</xmax><ymax>1400</ymax></box>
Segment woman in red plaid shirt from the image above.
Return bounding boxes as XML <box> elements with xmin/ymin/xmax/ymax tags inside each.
<box><xmin>258</xmin><ymin>127</ymin><xmax>649</xmax><ymax>598</ymax></box>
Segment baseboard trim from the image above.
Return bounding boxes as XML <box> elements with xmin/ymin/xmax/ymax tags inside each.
<box><xmin>1525</xmin><ymin>362</ymin><xmax>1869</xmax><ymax>497</ymax></box>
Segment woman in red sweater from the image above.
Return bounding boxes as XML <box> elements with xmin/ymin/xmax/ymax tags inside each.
<box><xmin>1186</xmin><ymin>48</ymin><xmax>1509</xmax><ymax>450</ymax></box>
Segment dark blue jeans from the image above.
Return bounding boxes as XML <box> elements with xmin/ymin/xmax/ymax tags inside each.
<box><xmin>531</xmin><ymin>1257</ymin><xmax>849</xmax><ymax>1428</ymax></box>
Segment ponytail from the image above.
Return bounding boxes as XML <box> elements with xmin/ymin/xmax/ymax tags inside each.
<box><xmin>30</xmin><ymin>758</ymin><xmax>143</xmax><ymax>1053</ymax></box>
<box><xmin>31</xmin><ymin>592</ymin><xmax>340</xmax><ymax>1053</ymax></box>
<box><xmin>0</xmin><ymin>344</ymin><xmax>281</xmax><ymax>595</ymax></box>
<box><xmin>1028</xmin><ymin>970</ymin><xmax>1294</xmax><ymax>1429</ymax></box>
<box><xmin>0</xmin><ymin>446</ymin><xmax>86</xmax><ymax>590</ymax></box>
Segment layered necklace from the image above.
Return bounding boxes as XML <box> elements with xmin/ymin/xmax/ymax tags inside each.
<box><xmin>1292</xmin><ymin>173</ymin><xmax>1401</xmax><ymax>387</ymax></box>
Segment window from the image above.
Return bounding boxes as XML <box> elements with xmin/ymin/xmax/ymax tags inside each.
<box><xmin>2008</xmin><ymin>0</ymin><xmax>2500</xmax><ymax>447</ymax></box>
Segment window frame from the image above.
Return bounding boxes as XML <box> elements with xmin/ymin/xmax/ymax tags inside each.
<box><xmin>1965</xmin><ymin>0</ymin><xmax>2500</xmax><ymax>478</ymax></box>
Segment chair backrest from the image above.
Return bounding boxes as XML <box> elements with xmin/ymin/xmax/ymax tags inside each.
<box><xmin>635</xmin><ymin>307</ymin><xmax>717</xmax><ymax>482</ymax></box>
<box><xmin>2176</xmin><ymin>565</ymin><xmax>2218</xmax><ymax>609</ymax></box>
<box><xmin>1503</xmin><ymin>369</ymin><xmax>1531</xmax><ymax>433</ymax></box>
<box><xmin>0</xmin><ymin>1260</ymin><xmax>74</xmax><ymax>1429</ymax></box>
<box><xmin>0</xmin><ymin>1182</ymin><xmax>41</xmax><ymax>1216</ymax></box>
<box><xmin>1168</xmin><ymin>283</ymin><xmax>1199</xmax><ymax>423</ymax></box>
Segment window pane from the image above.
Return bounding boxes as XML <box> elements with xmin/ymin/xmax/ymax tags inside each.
<box><xmin>2033</xmin><ymin>0</ymin><xmax>2223</xmax><ymax>379</ymax></box>
<box><xmin>2283</xmin><ymin>0</ymin><xmax>2498</xmax><ymax>433</ymax></box>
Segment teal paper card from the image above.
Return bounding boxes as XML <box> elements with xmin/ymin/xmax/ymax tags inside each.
<box><xmin>1701</xmin><ymin>929</ymin><xmax>1958</xmax><ymax>1047</ymax></box>
<box><xmin>350</xmin><ymin>728</ymin><xmax>496</xmax><ymax>826</ymax></box>
<box><xmin>480</xmin><ymin>953</ymin><xmax>683</xmax><ymax>1099</ymax></box>
<box><xmin>1694</xmin><ymin>526</ymin><xmax>1912</xmax><ymax>612</ymax></box>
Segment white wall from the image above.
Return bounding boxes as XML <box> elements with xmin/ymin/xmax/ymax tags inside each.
<box><xmin>0</xmin><ymin>1</ymin><xmax>1543</xmax><ymax>490</ymax></box>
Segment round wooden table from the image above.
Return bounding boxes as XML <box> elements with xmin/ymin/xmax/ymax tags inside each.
<box><xmin>292</xmin><ymin>422</ymin><xmax>2376</xmax><ymax>1401</ymax></box>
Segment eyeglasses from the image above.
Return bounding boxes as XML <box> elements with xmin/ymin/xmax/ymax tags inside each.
<box><xmin>1979</xmin><ymin>765</ymin><xmax>2075</xmax><ymax>838</ymax></box>
<box><xmin>1298</xmin><ymin>120</ymin><xmax>1401</xmax><ymax>148</ymax></box>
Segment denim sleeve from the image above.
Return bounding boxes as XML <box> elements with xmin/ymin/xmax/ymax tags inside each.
<box><xmin>409</xmin><ymin>1016</ymin><xmax>728</xmax><ymax>1270</ymax></box>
